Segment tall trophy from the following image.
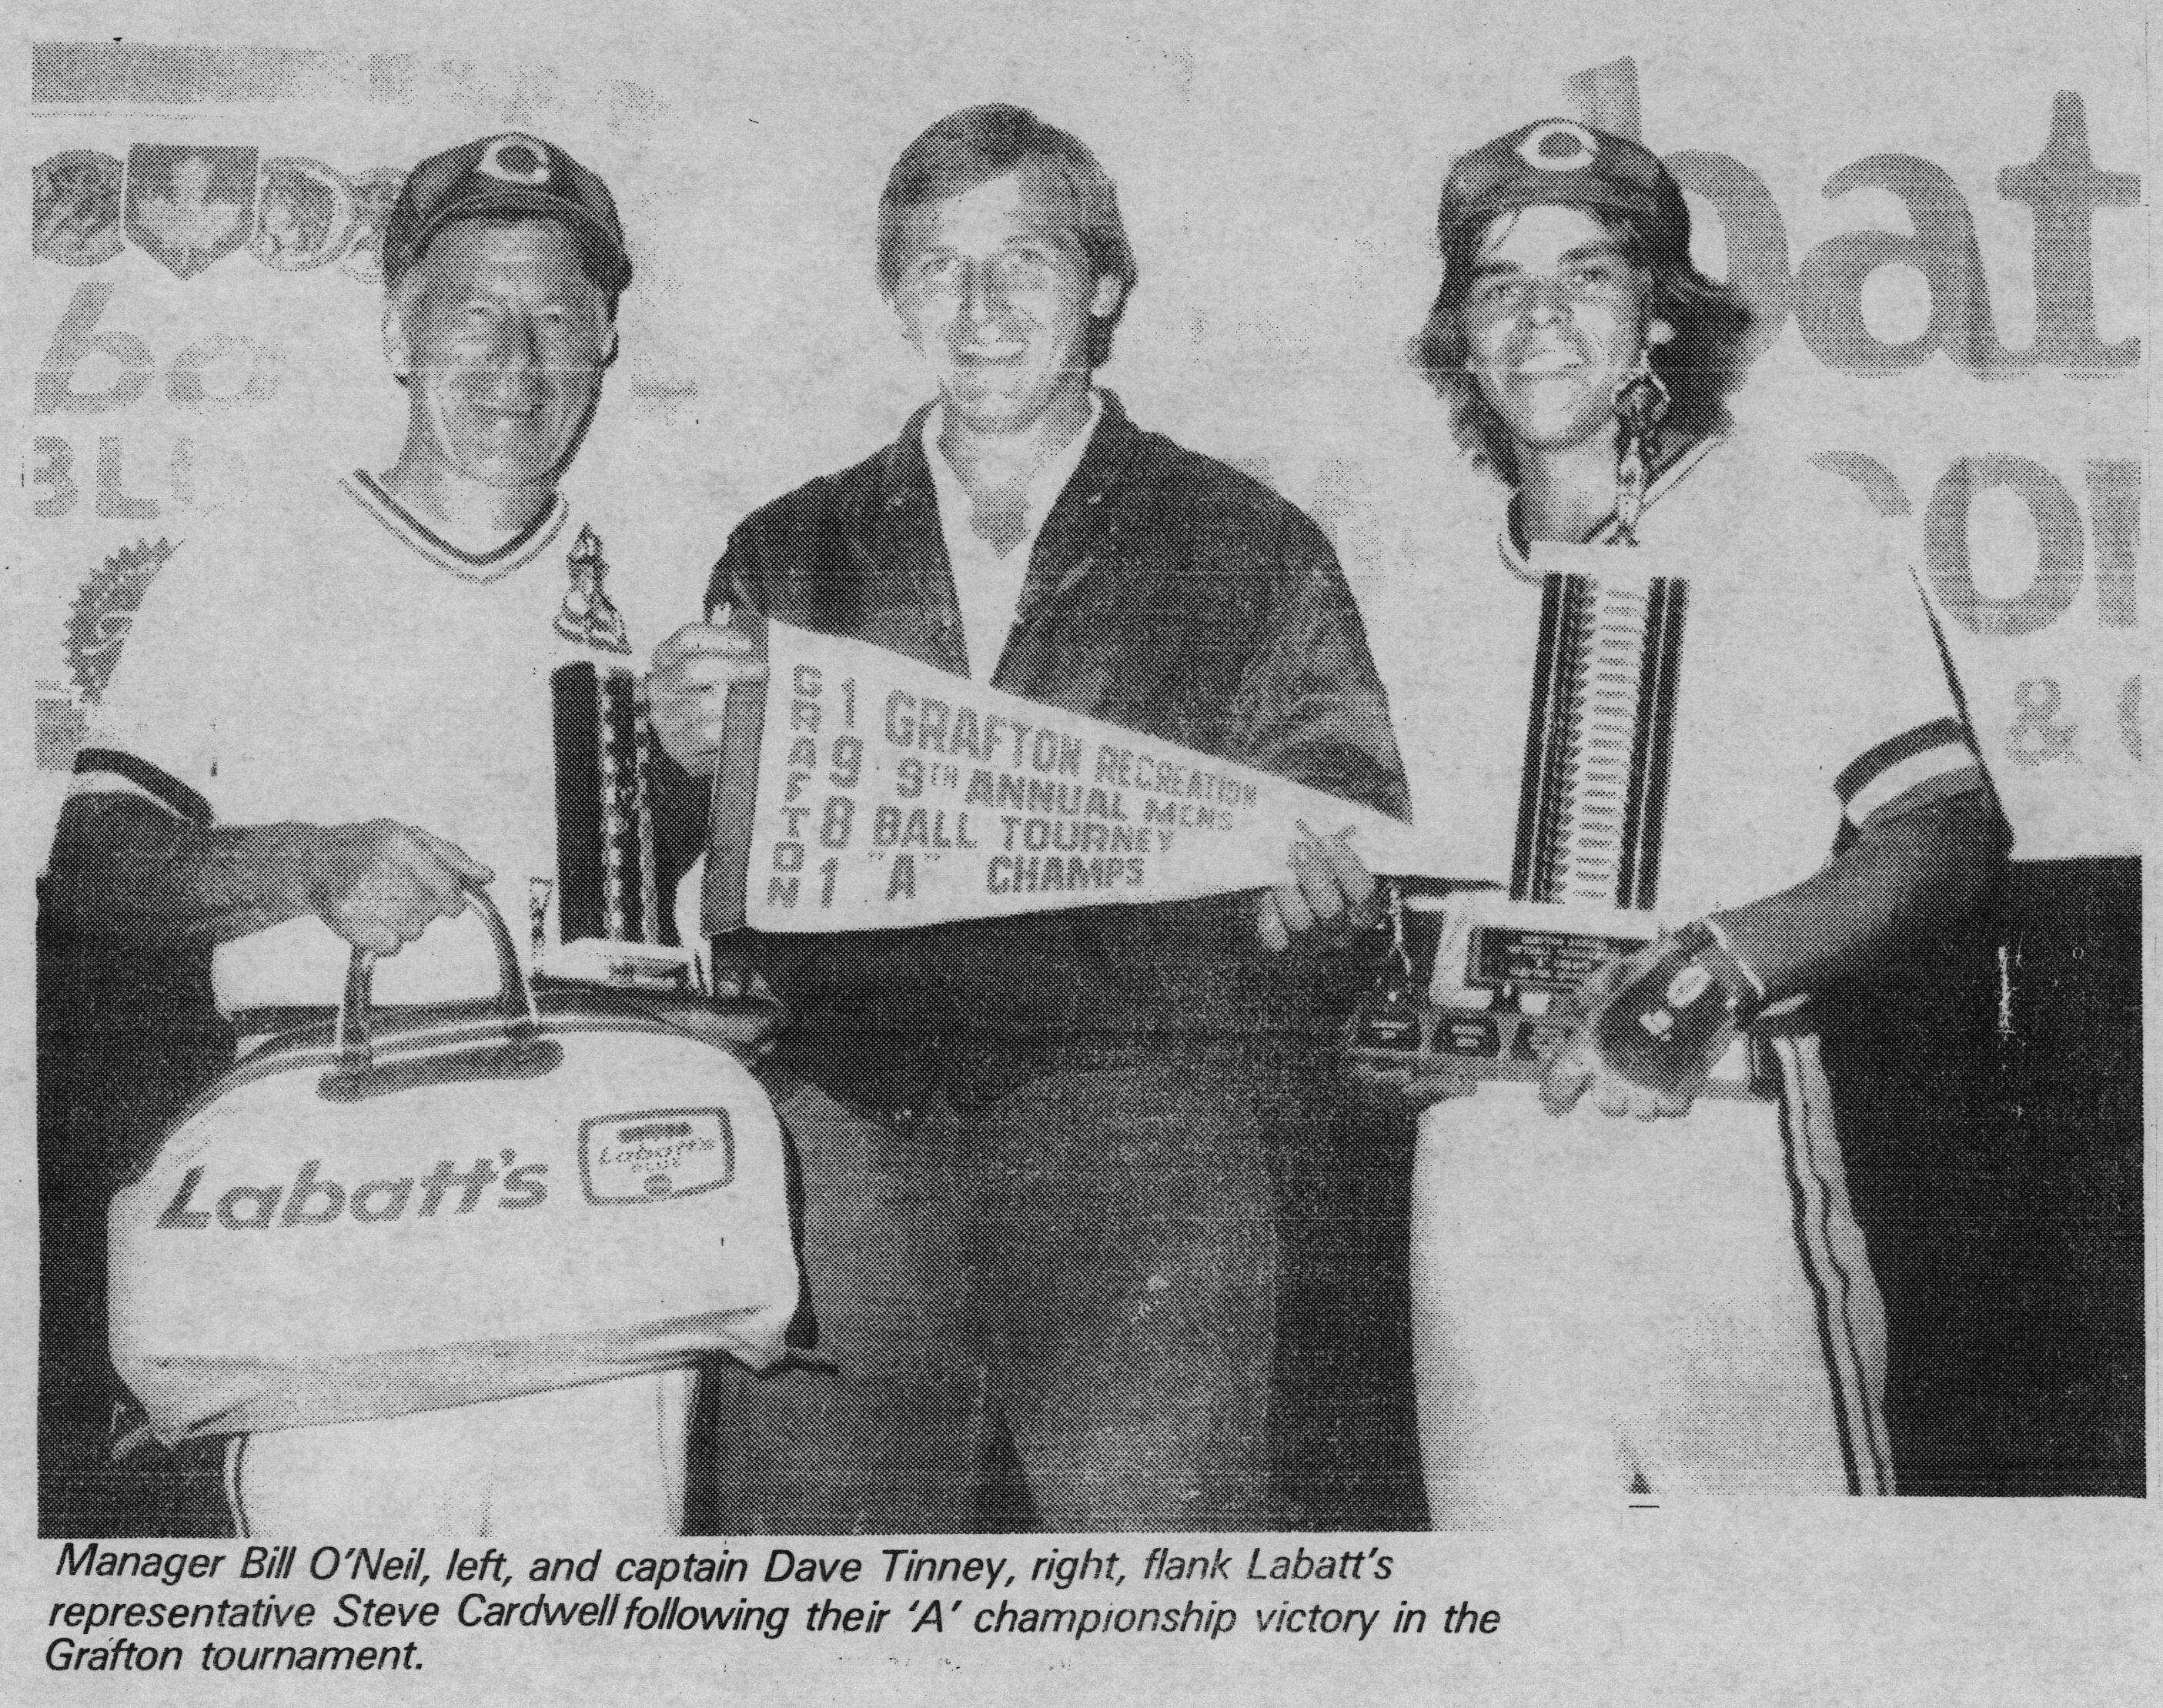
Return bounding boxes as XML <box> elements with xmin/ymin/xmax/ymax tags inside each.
<box><xmin>1348</xmin><ymin>371</ymin><xmax>1758</xmax><ymax>1093</ymax></box>
<box><xmin>1346</xmin><ymin>550</ymin><xmax>1752</xmax><ymax>1098</ymax></box>
<box><xmin>543</xmin><ymin>526</ymin><xmax>698</xmax><ymax>991</ymax></box>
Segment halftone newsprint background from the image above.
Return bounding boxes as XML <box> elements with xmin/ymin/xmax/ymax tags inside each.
<box><xmin>2</xmin><ymin>1</ymin><xmax>2153</xmax><ymax>1703</ymax></box>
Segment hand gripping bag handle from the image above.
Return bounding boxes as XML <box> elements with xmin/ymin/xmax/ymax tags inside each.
<box><xmin>320</xmin><ymin>881</ymin><xmax>555</xmax><ymax>1101</ymax></box>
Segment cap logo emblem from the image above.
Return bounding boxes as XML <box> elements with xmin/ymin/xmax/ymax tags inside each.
<box><xmin>477</xmin><ymin>135</ymin><xmax>552</xmax><ymax>187</ymax></box>
<box><xmin>1517</xmin><ymin>122</ymin><xmax>1600</xmax><ymax>172</ymax></box>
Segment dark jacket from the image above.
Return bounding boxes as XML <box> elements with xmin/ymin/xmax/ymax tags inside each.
<box><xmin>706</xmin><ymin>393</ymin><xmax>1408</xmax><ymax>1103</ymax></box>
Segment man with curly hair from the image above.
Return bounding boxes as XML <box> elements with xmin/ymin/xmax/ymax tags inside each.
<box><xmin>1378</xmin><ymin>119</ymin><xmax>2004</xmax><ymax>1524</ymax></box>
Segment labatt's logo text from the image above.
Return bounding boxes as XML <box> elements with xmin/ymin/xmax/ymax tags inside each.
<box><xmin>155</xmin><ymin>1154</ymin><xmax>548</xmax><ymax>1231</ymax></box>
<box><xmin>581</xmin><ymin>1111</ymin><xmax>734</xmax><ymax>1206</ymax></box>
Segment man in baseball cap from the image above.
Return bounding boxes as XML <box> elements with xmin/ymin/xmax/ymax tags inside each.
<box><xmin>48</xmin><ymin>130</ymin><xmax>751</xmax><ymax>1535</ymax></box>
<box><xmin>1375</xmin><ymin>119</ymin><xmax>2001</xmax><ymax>1523</ymax></box>
<box><xmin>383</xmin><ymin>131</ymin><xmax>632</xmax><ymax>300</ymax></box>
<box><xmin>1437</xmin><ymin>119</ymin><xmax>1690</xmax><ymax>263</ymax></box>
<box><xmin>1416</xmin><ymin>118</ymin><xmax>1731</xmax><ymax>495</ymax></box>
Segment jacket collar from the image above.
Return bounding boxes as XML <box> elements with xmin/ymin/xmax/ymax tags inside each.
<box><xmin>866</xmin><ymin>389</ymin><xmax>1149</xmax><ymax>644</ymax></box>
<box><xmin>875</xmin><ymin>388</ymin><xmax>1143</xmax><ymax>511</ymax></box>
<box><xmin>1030</xmin><ymin>389</ymin><xmax>1147</xmax><ymax>600</ymax></box>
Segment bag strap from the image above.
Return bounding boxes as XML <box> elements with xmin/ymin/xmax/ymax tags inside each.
<box><xmin>329</xmin><ymin>882</ymin><xmax>540</xmax><ymax>1075</ymax></box>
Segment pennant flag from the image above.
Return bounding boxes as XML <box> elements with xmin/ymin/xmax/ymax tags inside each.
<box><xmin>738</xmin><ymin>621</ymin><xmax>1430</xmax><ymax>933</ymax></box>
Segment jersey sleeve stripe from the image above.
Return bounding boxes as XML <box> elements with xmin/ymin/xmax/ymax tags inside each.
<box><xmin>1843</xmin><ymin>741</ymin><xmax>1985</xmax><ymax>831</ymax></box>
<box><xmin>72</xmin><ymin>747</ymin><xmax>213</xmax><ymax>823</ymax></box>
<box><xmin>1833</xmin><ymin>716</ymin><xmax>1970</xmax><ymax>804</ymax></box>
<box><xmin>1834</xmin><ymin>717</ymin><xmax>1977</xmax><ymax>814</ymax></box>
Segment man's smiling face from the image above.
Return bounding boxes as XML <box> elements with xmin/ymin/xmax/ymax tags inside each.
<box><xmin>1463</xmin><ymin>203</ymin><xmax>1652</xmax><ymax>458</ymax></box>
<box><xmin>888</xmin><ymin>168</ymin><xmax>1119</xmax><ymax>434</ymax></box>
<box><xmin>390</xmin><ymin>217</ymin><xmax>615</xmax><ymax>490</ymax></box>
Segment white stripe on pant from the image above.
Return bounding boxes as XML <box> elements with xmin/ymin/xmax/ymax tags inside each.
<box><xmin>1410</xmin><ymin>1054</ymin><xmax>1891</xmax><ymax>1528</ymax></box>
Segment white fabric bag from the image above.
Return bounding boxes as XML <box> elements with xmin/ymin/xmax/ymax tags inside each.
<box><xmin>109</xmin><ymin>889</ymin><xmax>797</xmax><ymax>1444</ymax></box>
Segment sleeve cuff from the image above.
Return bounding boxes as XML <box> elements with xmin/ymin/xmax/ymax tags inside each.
<box><xmin>71</xmin><ymin>748</ymin><xmax>212</xmax><ymax>824</ymax></box>
<box><xmin>1834</xmin><ymin>719</ymin><xmax>1985</xmax><ymax>831</ymax></box>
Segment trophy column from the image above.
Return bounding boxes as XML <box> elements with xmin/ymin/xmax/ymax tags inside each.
<box><xmin>547</xmin><ymin>657</ymin><xmax>697</xmax><ymax>991</ymax></box>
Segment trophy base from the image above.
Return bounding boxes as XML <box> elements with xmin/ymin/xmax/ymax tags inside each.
<box><xmin>1347</xmin><ymin>994</ymin><xmax>1573</xmax><ymax>1088</ymax></box>
<box><xmin>1422</xmin><ymin>894</ymin><xmax>1662</xmax><ymax>1003</ymax></box>
<box><xmin>1345</xmin><ymin>996</ymin><xmax>1760</xmax><ymax>1098</ymax></box>
<box><xmin>528</xmin><ymin>969</ymin><xmax>784</xmax><ymax>1061</ymax></box>
<box><xmin>539</xmin><ymin>938</ymin><xmax>698</xmax><ymax>992</ymax></box>
<box><xmin>1346</xmin><ymin>891</ymin><xmax>1760</xmax><ymax>1097</ymax></box>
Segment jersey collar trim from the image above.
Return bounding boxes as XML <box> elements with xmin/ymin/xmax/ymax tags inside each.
<box><xmin>343</xmin><ymin>470</ymin><xmax>570</xmax><ymax>583</ymax></box>
<box><xmin>1496</xmin><ymin>432</ymin><xmax>1725</xmax><ymax>581</ymax></box>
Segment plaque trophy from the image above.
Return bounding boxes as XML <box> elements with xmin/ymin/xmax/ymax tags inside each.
<box><xmin>1348</xmin><ymin>551</ymin><xmax>1753</xmax><ymax>1096</ymax></box>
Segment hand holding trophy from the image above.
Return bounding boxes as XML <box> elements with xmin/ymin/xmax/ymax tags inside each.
<box><xmin>648</xmin><ymin>609</ymin><xmax>771</xmax><ymax>781</ymax></box>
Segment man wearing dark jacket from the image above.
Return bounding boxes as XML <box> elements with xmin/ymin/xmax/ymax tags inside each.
<box><xmin>651</xmin><ymin>105</ymin><xmax>1406</xmax><ymax>1532</ymax></box>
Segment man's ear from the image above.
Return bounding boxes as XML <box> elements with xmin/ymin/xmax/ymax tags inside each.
<box><xmin>382</xmin><ymin>295</ymin><xmax>411</xmax><ymax>386</ymax></box>
<box><xmin>1089</xmin><ymin>273</ymin><xmax>1123</xmax><ymax>321</ymax></box>
<box><xmin>602</xmin><ymin>320</ymin><xmax>620</xmax><ymax>371</ymax></box>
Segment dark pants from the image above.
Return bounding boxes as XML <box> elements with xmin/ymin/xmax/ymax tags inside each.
<box><xmin>694</xmin><ymin>1078</ymin><xmax>985</xmax><ymax>1535</ymax></box>
<box><xmin>697</xmin><ymin>1043</ymin><xmax>1282</xmax><ymax>1533</ymax></box>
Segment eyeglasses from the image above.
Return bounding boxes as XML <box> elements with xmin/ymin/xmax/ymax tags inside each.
<box><xmin>1463</xmin><ymin>259</ymin><xmax>1641</xmax><ymax>324</ymax></box>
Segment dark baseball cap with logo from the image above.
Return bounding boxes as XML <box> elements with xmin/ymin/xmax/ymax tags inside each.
<box><xmin>383</xmin><ymin>132</ymin><xmax>632</xmax><ymax>296</ymax></box>
<box><xmin>1436</xmin><ymin>119</ymin><xmax>1690</xmax><ymax>270</ymax></box>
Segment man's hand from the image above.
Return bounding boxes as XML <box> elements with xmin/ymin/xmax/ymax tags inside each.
<box><xmin>1257</xmin><ymin>823</ymin><xmax>1378</xmax><ymax>952</ymax></box>
<box><xmin>649</xmin><ymin>621</ymin><xmax>770</xmax><ymax>774</ymax></box>
<box><xmin>1539</xmin><ymin>931</ymin><xmax>1747</xmax><ymax>1120</ymax></box>
<box><xmin>303</xmin><ymin>820</ymin><xmax>493</xmax><ymax>957</ymax></box>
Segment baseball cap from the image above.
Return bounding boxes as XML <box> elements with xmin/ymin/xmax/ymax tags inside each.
<box><xmin>1436</xmin><ymin>119</ymin><xmax>1689</xmax><ymax>267</ymax></box>
<box><xmin>383</xmin><ymin>132</ymin><xmax>632</xmax><ymax>296</ymax></box>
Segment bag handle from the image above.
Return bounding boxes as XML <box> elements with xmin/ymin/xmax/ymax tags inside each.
<box><xmin>330</xmin><ymin>881</ymin><xmax>540</xmax><ymax>1075</ymax></box>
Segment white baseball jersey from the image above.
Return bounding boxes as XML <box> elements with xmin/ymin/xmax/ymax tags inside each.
<box><xmin>78</xmin><ymin>472</ymin><xmax>697</xmax><ymax>1018</ymax></box>
<box><xmin>1382</xmin><ymin>435</ymin><xmax>1986</xmax><ymax>1522</ymax></box>
<box><xmin>1385</xmin><ymin>434</ymin><xmax>1982</xmax><ymax>914</ymax></box>
<box><xmin>80</xmin><ymin>471</ymin><xmax>710</xmax><ymax>1535</ymax></box>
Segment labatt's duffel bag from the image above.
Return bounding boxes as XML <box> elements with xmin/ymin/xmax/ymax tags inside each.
<box><xmin>109</xmin><ymin>886</ymin><xmax>797</xmax><ymax>1445</ymax></box>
